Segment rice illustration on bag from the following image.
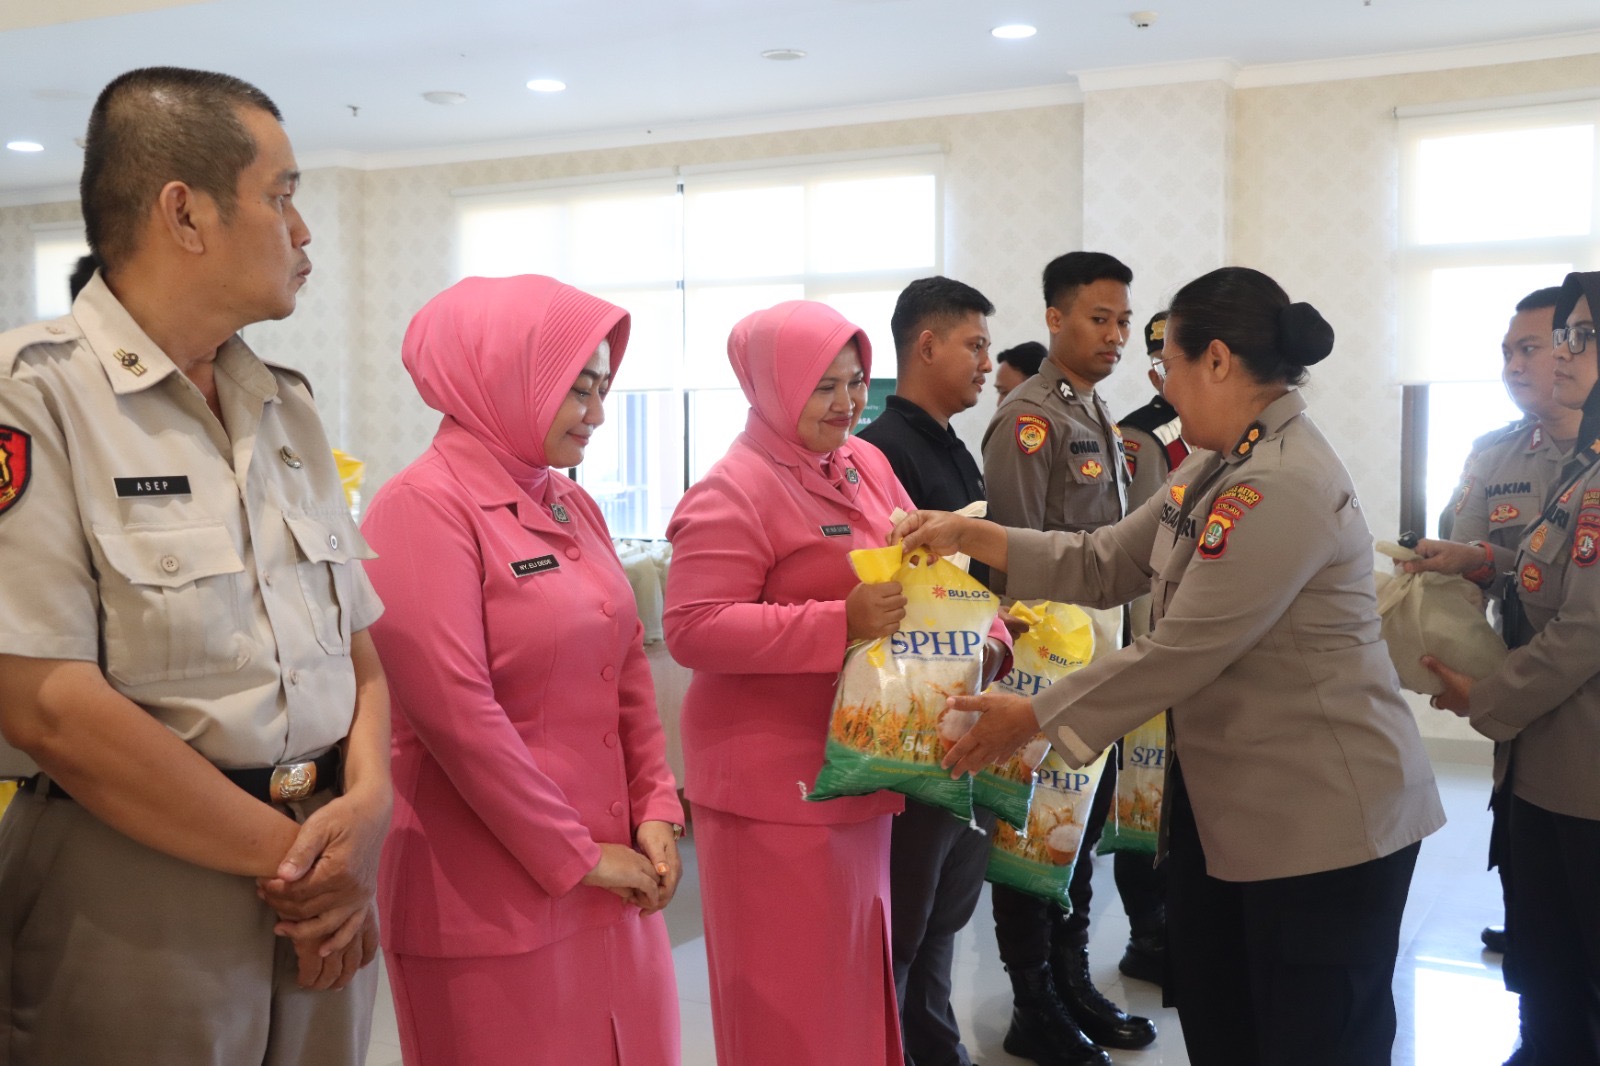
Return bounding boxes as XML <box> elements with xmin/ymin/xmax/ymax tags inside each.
<box><xmin>986</xmin><ymin>749</ymin><xmax>1110</xmax><ymax>909</ymax></box>
<box><xmin>1098</xmin><ymin>713</ymin><xmax>1167</xmax><ymax>856</ymax></box>
<box><xmin>808</xmin><ymin>544</ymin><xmax>999</xmax><ymax>822</ymax></box>
<box><xmin>972</xmin><ymin>601</ymin><xmax>1096</xmax><ymax>830</ymax></box>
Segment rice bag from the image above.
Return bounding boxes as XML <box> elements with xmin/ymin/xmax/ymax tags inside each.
<box><xmin>985</xmin><ymin>749</ymin><xmax>1111</xmax><ymax>909</ymax></box>
<box><xmin>970</xmin><ymin>601</ymin><xmax>1096</xmax><ymax>830</ymax></box>
<box><xmin>1098</xmin><ymin>713</ymin><xmax>1166</xmax><ymax>855</ymax></box>
<box><xmin>808</xmin><ymin>544</ymin><xmax>1000</xmax><ymax>822</ymax></box>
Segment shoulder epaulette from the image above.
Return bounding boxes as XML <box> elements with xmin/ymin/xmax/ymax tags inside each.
<box><xmin>0</xmin><ymin>316</ymin><xmax>83</xmax><ymax>377</ymax></box>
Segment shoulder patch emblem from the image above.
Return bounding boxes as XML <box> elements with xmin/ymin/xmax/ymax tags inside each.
<box><xmin>1123</xmin><ymin>438</ymin><xmax>1141</xmax><ymax>453</ymax></box>
<box><xmin>1015</xmin><ymin>414</ymin><xmax>1048</xmax><ymax>455</ymax></box>
<box><xmin>0</xmin><ymin>426</ymin><xmax>32</xmax><ymax>517</ymax></box>
<box><xmin>1197</xmin><ymin>513</ymin><xmax>1234</xmax><ymax>559</ymax></box>
<box><xmin>1079</xmin><ymin>459</ymin><xmax>1104</xmax><ymax>479</ymax></box>
<box><xmin>1217</xmin><ymin>484</ymin><xmax>1264</xmax><ymax>509</ymax></box>
<box><xmin>1124</xmin><ymin>453</ymin><xmax>1138</xmax><ymax>479</ymax></box>
<box><xmin>1520</xmin><ymin>563</ymin><xmax>1543</xmax><ymax>592</ymax></box>
<box><xmin>1574</xmin><ymin>528</ymin><xmax>1599</xmax><ymax>568</ymax></box>
<box><xmin>1529</xmin><ymin>524</ymin><xmax>1548</xmax><ymax>553</ymax></box>
<box><xmin>1489</xmin><ymin>503</ymin><xmax>1520</xmax><ymax>524</ymax></box>
<box><xmin>1169</xmin><ymin>484</ymin><xmax>1186</xmax><ymax>507</ymax></box>
<box><xmin>1582</xmin><ymin>489</ymin><xmax>1600</xmax><ymax>509</ymax></box>
<box><xmin>1456</xmin><ymin>476</ymin><xmax>1474</xmax><ymax>513</ymax></box>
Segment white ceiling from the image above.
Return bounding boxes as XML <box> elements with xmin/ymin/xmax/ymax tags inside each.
<box><xmin>1</xmin><ymin>0</ymin><xmax>1597</xmax><ymax>197</ymax></box>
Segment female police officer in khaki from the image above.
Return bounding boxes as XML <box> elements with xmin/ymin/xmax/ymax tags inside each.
<box><xmin>894</xmin><ymin>267</ymin><xmax>1445</xmax><ymax>1066</ymax></box>
<box><xmin>1412</xmin><ymin>270</ymin><xmax>1600</xmax><ymax>1066</ymax></box>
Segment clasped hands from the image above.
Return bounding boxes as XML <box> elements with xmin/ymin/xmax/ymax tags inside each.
<box><xmin>581</xmin><ymin>820</ymin><xmax>682</xmax><ymax>916</ymax></box>
<box><xmin>1394</xmin><ymin>539</ymin><xmax>1477</xmax><ymax>716</ymax></box>
<box><xmin>256</xmin><ymin>784</ymin><xmax>389</xmax><ymax>991</ymax></box>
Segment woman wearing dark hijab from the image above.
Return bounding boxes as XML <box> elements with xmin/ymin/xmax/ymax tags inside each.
<box><xmin>1411</xmin><ymin>269</ymin><xmax>1600</xmax><ymax>1066</ymax></box>
<box><xmin>361</xmin><ymin>275</ymin><xmax>685</xmax><ymax>1065</ymax></box>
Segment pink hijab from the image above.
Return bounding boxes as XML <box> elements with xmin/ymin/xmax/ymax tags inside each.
<box><xmin>728</xmin><ymin>300</ymin><xmax>872</xmax><ymax>473</ymax></box>
<box><xmin>402</xmin><ymin>275</ymin><xmax>630</xmax><ymax>491</ymax></box>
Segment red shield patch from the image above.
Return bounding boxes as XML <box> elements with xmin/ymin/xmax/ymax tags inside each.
<box><xmin>0</xmin><ymin>426</ymin><xmax>31</xmax><ymax>517</ymax></box>
<box><xmin>1576</xmin><ymin>529</ymin><xmax>1600</xmax><ymax>568</ymax></box>
<box><xmin>1015</xmin><ymin>415</ymin><xmax>1048</xmax><ymax>455</ymax></box>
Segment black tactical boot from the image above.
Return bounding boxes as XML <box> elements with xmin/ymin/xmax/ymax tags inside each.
<box><xmin>1117</xmin><ymin>930</ymin><xmax>1166</xmax><ymax>986</ymax></box>
<box><xmin>1051</xmin><ymin>943</ymin><xmax>1158</xmax><ymax>1050</ymax></box>
<box><xmin>1003</xmin><ymin>962</ymin><xmax>1111</xmax><ymax>1066</ymax></box>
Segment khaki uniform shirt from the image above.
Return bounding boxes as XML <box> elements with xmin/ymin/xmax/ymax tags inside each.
<box><xmin>1452</xmin><ymin>422</ymin><xmax>1567</xmax><ymax>574</ymax></box>
<box><xmin>981</xmin><ymin>359</ymin><xmax>1127</xmax><ymax>597</ymax></box>
<box><xmin>1472</xmin><ymin>451</ymin><xmax>1600</xmax><ymax>821</ymax></box>
<box><xmin>0</xmin><ymin>276</ymin><xmax>380</xmax><ymax>777</ymax></box>
<box><xmin>1002</xmin><ymin>391</ymin><xmax>1445</xmax><ymax>881</ymax></box>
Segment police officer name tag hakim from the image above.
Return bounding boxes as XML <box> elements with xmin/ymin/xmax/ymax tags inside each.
<box><xmin>510</xmin><ymin>555</ymin><xmax>560</xmax><ymax>578</ymax></box>
<box><xmin>114</xmin><ymin>476</ymin><xmax>191</xmax><ymax>498</ymax></box>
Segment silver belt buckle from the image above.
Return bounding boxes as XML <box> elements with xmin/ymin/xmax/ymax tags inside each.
<box><xmin>270</xmin><ymin>761</ymin><xmax>318</xmax><ymax>803</ymax></box>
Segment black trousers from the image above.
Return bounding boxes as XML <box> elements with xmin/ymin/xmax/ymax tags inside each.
<box><xmin>890</xmin><ymin>799</ymin><xmax>996</xmax><ymax>1066</ymax></box>
<box><xmin>1165</xmin><ymin>762</ymin><xmax>1419</xmax><ymax>1066</ymax></box>
<box><xmin>992</xmin><ymin>750</ymin><xmax>1166</xmax><ymax>968</ymax></box>
<box><xmin>1505</xmin><ymin>795</ymin><xmax>1600</xmax><ymax>1066</ymax></box>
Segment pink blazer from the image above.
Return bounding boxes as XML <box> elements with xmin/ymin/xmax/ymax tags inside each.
<box><xmin>363</xmin><ymin>425</ymin><xmax>684</xmax><ymax>958</ymax></box>
<box><xmin>665</xmin><ymin>432</ymin><xmax>921</xmax><ymax>826</ymax></box>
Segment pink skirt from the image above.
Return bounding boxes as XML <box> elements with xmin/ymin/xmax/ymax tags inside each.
<box><xmin>387</xmin><ymin>910</ymin><xmax>679</xmax><ymax>1065</ymax></box>
<box><xmin>694</xmin><ymin>806</ymin><xmax>903</xmax><ymax>1066</ymax></box>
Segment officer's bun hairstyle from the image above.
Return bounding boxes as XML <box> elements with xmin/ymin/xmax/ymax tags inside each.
<box><xmin>1167</xmin><ymin>267</ymin><xmax>1334</xmax><ymax>387</ymax></box>
<box><xmin>1042</xmin><ymin>251</ymin><xmax>1134</xmax><ymax>311</ymax></box>
<box><xmin>891</xmin><ymin>276</ymin><xmax>996</xmax><ymax>367</ymax></box>
<box><xmin>82</xmin><ymin>67</ymin><xmax>282</xmax><ymax>271</ymax></box>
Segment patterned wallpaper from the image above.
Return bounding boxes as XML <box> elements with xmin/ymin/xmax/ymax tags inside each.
<box><xmin>0</xmin><ymin>200</ymin><xmax>82</xmax><ymax>331</ymax></box>
<box><xmin>1082</xmin><ymin>79</ymin><xmax>1235</xmax><ymax>425</ymax></box>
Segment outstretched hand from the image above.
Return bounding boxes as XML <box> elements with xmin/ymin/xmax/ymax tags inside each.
<box><xmin>938</xmin><ymin>691</ymin><xmax>1040</xmax><ymax>778</ymax></box>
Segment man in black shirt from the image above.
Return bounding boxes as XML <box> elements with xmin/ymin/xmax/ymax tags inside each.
<box><xmin>856</xmin><ymin>276</ymin><xmax>999</xmax><ymax>1066</ymax></box>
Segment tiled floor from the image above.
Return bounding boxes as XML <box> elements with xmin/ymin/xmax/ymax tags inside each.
<box><xmin>365</xmin><ymin>759</ymin><xmax>1518</xmax><ymax>1065</ymax></box>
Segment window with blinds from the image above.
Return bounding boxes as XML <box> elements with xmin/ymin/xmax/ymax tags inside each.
<box><xmin>455</xmin><ymin>151</ymin><xmax>942</xmax><ymax>537</ymax></box>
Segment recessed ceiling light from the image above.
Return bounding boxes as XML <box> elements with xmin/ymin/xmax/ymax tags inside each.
<box><xmin>991</xmin><ymin>24</ymin><xmax>1037</xmax><ymax>40</ymax></box>
<box><xmin>526</xmin><ymin>78</ymin><xmax>566</xmax><ymax>93</ymax></box>
<box><xmin>6</xmin><ymin>141</ymin><xmax>44</xmax><ymax>153</ymax></box>
<box><xmin>761</xmin><ymin>48</ymin><xmax>807</xmax><ymax>61</ymax></box>
<box><xmin>422</xmin><ymin>90</ymin><xmax>468</xmax><ymax>106</ymax></box>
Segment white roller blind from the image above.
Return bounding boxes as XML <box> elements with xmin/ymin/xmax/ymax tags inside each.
<box><xmin>1397</xmin><ymin>100</ymin><xmax>1600</xmax><ymax>383</ymax></box>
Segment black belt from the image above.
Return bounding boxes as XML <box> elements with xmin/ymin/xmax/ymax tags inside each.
<box><xmin>24</xmin><ymin>747</ymin><xmax>341</xmax><ymax>806</ymax></box>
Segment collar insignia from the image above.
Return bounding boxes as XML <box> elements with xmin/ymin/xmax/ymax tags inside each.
<box><xmin>1232</xmin><ymin>422</ymin><xmax>1265</xmax><ymax>458</ymax></box>
<box><xmin>114</xmin><ymin>348</ymin><xmax>147</xmax><ymax>377</ymax></box>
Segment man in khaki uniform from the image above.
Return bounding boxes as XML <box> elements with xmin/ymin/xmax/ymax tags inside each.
<box><xmin>0</xmin><ymin>68</ymin><xmax>391</xmax><ymax>1065</ymax></box>
<box><xmin>979</xmin><ymin>251</ymin><xmax>1155</xmax><ymax>1064</ymax></box>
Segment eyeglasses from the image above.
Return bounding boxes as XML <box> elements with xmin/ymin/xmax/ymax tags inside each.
<box><xmin>1149</xmin><ymin>354</ymin><xmax>1172</xmax><ymax>378</ymax></box>
<box><xmin>1554</xmin><ymin>326</ymin><xmax>1596</xmax><ymax>356</ymax></box>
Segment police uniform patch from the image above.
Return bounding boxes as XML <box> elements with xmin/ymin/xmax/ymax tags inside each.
<box><xmin>1169</xmin><ymin>484</ymin><xmax>1186</xmax><ymax>507</ymax></box>
<box><xmin>1457</xmin><ymin>477</ymin><xmax>1474</xmax><ymax>513</ymax></box>
<box><xmin>1197</xmin><ymin>513</ymin><xmax>1234</xmax><ymax>559</ymax></box>
<box><xmin>1124</xmin><ymin>452</ymin><xmax>1138</xmax><ymax>479</ymax></box>
<box><xmin>1217</xmin><ymin>484</ymin><xmax>1264</xmax><ymax>509</ymax></box>
<box><xmin>1123</xmin><ymin>439</ymin><xmax>1141</xmax><ymax>453</ymax></box>
<box><xmin>1583</xmin><ymin>489</ymin><xmax>1600</xmax><ymax>509</ymax></box>
<box><xmin>1574</xmin><ymin>528</ymin><xmax>1600</xmax><ymax>568</ymax></box>
<box><xmin>0</xmin><ymin>426</ymin><xmax>30</xmax><ymax>516</ymax></box>
<box><xmin>1520</xmin><ymin>563</ymin><xmax>1543</xmax><ymax>592</ymax></box>
<box><xmin>1015</xmin><ymin>415</ymin><xmax>1048</xmax><ymax>455</ymax></box>
<box><xmin>1079</xmin><ymin>459</ymin><xmax>1104</xmax><ymax>479</ymax></box>
<box><xmin>1489</xmin><ymin>503</ymin><xmax>1520</xmax><ymax>524</ymax></box>
<box><xmin>1530</xmin><ymin>524</ymin><xmax>1548</xmax><ymax>552</ymax></box>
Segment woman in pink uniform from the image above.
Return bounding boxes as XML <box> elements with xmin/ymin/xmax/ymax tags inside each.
<box><xmin>666</xmin><ymin>300</ymin><xmax>977</xmax><ymax>1065</ymax></box>
<box><xmin>362</xmin><ymin>275</ymin><xmax>685</xmax><ymax>1065</ymax></box>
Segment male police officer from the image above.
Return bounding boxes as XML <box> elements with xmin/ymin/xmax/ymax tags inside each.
<box><xmin>981</xmin><ymin>252</ymin><xmax>1155</xmax><ymax>1064</ymax></box>
<box><xmin>0</xmin><ymin>68</ymin><xmax>390</xmax><ymax>1065</ymax></box>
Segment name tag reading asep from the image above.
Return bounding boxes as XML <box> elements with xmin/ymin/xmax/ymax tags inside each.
<box><xmin>114</xmin><ymin>476</ymin><xmax>191</xmax><ymax>498</ymax></box>
<box><xmin>509</xmin><ymin>555</ymin><xmax>560</xmax><ymax>577</ymax></box>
